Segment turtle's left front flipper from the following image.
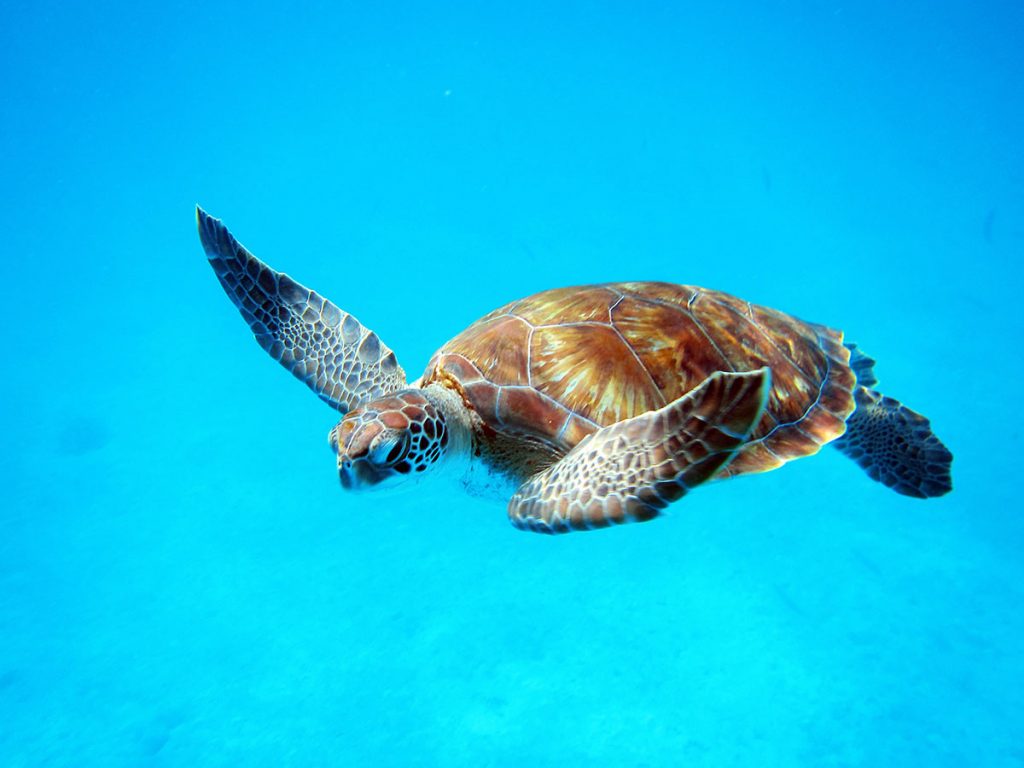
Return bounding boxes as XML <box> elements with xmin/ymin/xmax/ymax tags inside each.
<box><xmin>197</xmin><ymin>207</ymin><xmax>406</xmax><ymax>413</ymax></box>
<box><xmin>508</xmin><ymin>369</ymin><xmax>771</xmax><ymax>534</ymax></box>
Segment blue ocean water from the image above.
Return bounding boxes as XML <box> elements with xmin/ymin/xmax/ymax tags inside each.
<box><xmin>2</xmin><ymin>1</ymin><xmax>1022</xmax><ymax>765</ymax></box>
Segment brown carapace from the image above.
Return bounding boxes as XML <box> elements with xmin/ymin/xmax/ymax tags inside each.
<box><xmin>424</xmin><ymin>283</ymin><xmax>856</xmax><ymax>481</ymax></box>
<box><xmin>199</xmin><ymin>208</ymin><xmax>953</xmax><ymax>535</ymax></box>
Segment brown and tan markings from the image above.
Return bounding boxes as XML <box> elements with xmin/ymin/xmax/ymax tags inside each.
<box><xmin>199</xmin><ymin>207</ymin><xmax>953</xmax><ymax>534</ymax></box>
<box><xmin>422</xmin><ymin>282</ymin><xmax>857</xmax><ymax>483</ymax></box>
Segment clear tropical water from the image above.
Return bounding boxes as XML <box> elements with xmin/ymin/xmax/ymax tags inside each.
<box><xmin>2</xmin><ymin>2</ymin><xmax>1022</xmax><ymax>766</ymax></box>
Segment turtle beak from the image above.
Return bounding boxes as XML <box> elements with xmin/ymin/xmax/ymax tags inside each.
<box><xmin>338</xmin><ymin>460</ymin><xmax>354</xmax><ymax>490</ymax></box>
<box><xmin>338</xmin><ymin>457</ymin><xmax>387</xmax><ymax>491</ymax></box>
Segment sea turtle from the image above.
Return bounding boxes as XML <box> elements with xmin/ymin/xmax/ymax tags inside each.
<box><xmin>196</xmin><ymin>208</ymin><xmax>953</xmax><ymax>533</ymax></box>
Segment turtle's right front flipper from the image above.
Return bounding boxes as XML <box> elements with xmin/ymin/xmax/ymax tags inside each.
<box><xmin>508</xmin><ymin>368</ymin><xmax>771</xmax><ymax>534</ymax></box>
<box><xmin>197</xmin><ymin>207</ymin><xmax>406</xmax><ymax>413</ymax></box>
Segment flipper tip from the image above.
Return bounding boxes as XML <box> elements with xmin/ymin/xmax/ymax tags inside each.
<box><xmin>195</xmin><ymin>206</ymin><xmax>231</xmax><ymax>257</ymax></box>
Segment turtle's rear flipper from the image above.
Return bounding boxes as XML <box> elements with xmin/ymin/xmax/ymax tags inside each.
<box><xmin>197</xmin><ymin>207</ymin><xmax>407</xmax><ymax>413</ymax></box>
<box><xmin>832</xmin><ymin>388</ymin><xmax>953</xmax><ymax>498</ymax></box>
<box><xmin>507</xmin><ymin>369</ymin><xmax>770</xmax><ymax>534</ymax></box>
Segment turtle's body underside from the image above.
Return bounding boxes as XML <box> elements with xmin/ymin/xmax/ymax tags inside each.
<box><xmin>197</xmin><ymin>208</ymin><xmax>953</xmax><ymax>534</ymax></box>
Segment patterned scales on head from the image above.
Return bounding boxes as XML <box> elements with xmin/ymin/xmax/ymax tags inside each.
<box><xmin>421</xmin><ymin>282</ymin><xmax>856</xmax><ymax>483</ymax></box>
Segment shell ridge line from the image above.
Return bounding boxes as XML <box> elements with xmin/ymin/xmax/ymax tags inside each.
<box><xmin>554</xmin><ymin>413</ymin><xmax>574</xmax><ymax>443</ymax></box>
<box><xmin>747</xmin><ymin>328</ymin><xmax>834</xmax><ymax>446</ymax></box>
<box><xmin>536</xmin><ymin>320</ymin><xmax>618</xmax><ymax>330</ymax></box>
<box><xmin>715</xmin><ymin>294</ymin><xmax>817</xmax><ymax>383</ymax></box>
<box><xmin>525</xmin><ymin>324</ymin><xmax>535</xmax><ymax>388</ymax></box>
<box><xmin>621</xmin><ymin>291</ymin><xmax>735</xmax><ymax>373</ymax></box>
<box><xmin>494</xmin><ymin>384</ymin><xmax>506</xmax><ymax>426</ymax></box>
<box><xmin>491</xmin><ymin>380</ymin><xmax>597</xmax><ymax>431</ymax></box>
<box><xmin>604</xmin><ymin>302</ymin><xmax>668</xmax><ymax>408</ymax></box>
<box><xmin>684</xmin><ymin>303</ymin><xmax>737</xmax><ymax>373</ymax></box>
<box><xmin>527</xmin><ymin>384</ymin><xmax>601</xmax><ymax>428</ymax></box>
<box><xmin>608</xmin><ymin>293</ymin><xmax>625</xmax><ymax>322</ymax></box>
<box><xmin>818</xmin><ymin>403</ymin><xmax>847</xmax><ymax>420</ymax></box>
<box><xmin>702</xmin><ymin>294</ymin><xmax>838</xmax><ymax>441</ymax></box>
<box><xmin>712</xmin><ymin>293</ymin><xmax>823</xmax><ymax>434</ymax></box>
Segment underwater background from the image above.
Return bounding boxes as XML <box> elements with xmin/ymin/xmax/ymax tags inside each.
<box><xmin>2</xmin><ymin>1</ymin><xmax>1022</xmax><ymax>765</ymax></box>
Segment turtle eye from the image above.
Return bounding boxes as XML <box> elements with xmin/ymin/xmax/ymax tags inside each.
<box><xmin>369</xmin><ymin>432</ymin><xmax>409</xmax><ymax>467</ymax></box>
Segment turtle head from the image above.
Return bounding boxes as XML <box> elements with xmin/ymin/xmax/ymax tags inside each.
<box><xmin>328</xmin><ymin>389</ymin><xmax>450</xmax><ymax>491</ymax></box>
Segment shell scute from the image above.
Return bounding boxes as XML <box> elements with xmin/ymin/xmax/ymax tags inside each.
<box><xmin>513</xmin><ymin>286</ymin><xmax>618</xmax><ymax>326</ymax></box>
<box><xmin>462</xmin><ymin>378</ymin><xmax>500</xmax><ymax>423</ymax></box>
<box><xmin>610</xmin><ymin>296</ymin><xmax>727</xmax><ymax>402</ymax></box>
<box><xmin>800</xmin><ymin>406</ymin><xmax>848</xmax><ymax>443</ymax></box>
<box><xmin>817</xmin><ymin>365</ymin><xmax>857</xmax><ymax>418</ymax></box>
<box><xmin>750</xmin><ymin>304</ymin><xmax>828</xmax><ymax>380</ymax></box>
<box><xmin>764</xmin><ymin>426</ymin><xmax>820</xmax><ymax>462</ymax></box>
<box><xmin>531</xmin><ymin>323</ymin><xmax>663</xmax><ymax>425</ymax></box>
<box><xmin>690</xmin><ymin>291</ymin><xmax>777</xmax><ymax>372</ymax></box>
<box><xmin>443</xmin><ymin>315</ymin><xmax>530</xmax><ymax>386</ymax></box>
<box><xmin>497</xmin><ymin>387</ymin><xmax>570</xmax><ymax>436</ymax></box>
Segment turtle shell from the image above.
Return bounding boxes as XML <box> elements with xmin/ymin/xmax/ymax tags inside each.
<box><xmin>420</xmin><ymin>282</ymin><xmax>857</xmax><ymax>479</ymax></box>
